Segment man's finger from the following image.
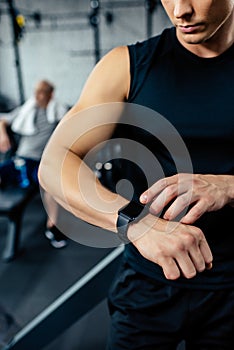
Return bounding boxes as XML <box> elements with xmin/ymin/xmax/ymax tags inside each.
<box><xmin>163</xmin><ymin>192</ymin><xmax>194</xmax><ymax>220</ymax></box>
<box><xmin>198</xmin><ymin>237</ymin><xmax>213</xmax><ymax>267</ymax></box>
<box><xmin>175</xmin><ymin>253</ymin><xmax>197</xmax><ymax>279</ymax></box>
<box><xmin>180</xmin><ymin>201</ymin><xmax>208</xmax><ymax>224</ymax></box>
<box><xmin>158</xmin><ymin>256</ymin><xmax>181</xmax><ymax>280</ymax></box>
<box><xmin>140</xmin><ymin>177</ymin><xmax>172</xmax><ymax>203</ymax></box>
<box><xmin>149</xmin><ymin>185</ymin><xmax>179</xmax><ymax>215</ymax></box>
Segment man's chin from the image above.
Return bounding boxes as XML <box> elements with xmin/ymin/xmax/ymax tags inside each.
<box><xmin>177</xmin><ymin>32</ymin><xmax>207</xmax><ymax>46</ymax></box>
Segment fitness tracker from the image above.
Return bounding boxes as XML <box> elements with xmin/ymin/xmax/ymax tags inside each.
<box><xmin>116</xmin><ymin>201</ymin><xmax>145</xmax><ymax>243</ymax></box>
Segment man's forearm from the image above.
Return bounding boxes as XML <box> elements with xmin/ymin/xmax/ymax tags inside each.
<box><xmin>0</xmin><ymin>119</ymin><xmax>9</xmax><ymax>132</ymax></box>
<box><xmin>0</xmin><ymin>119</ymin><xmax>12</xmax><ymax>153</ymax></box>
<box><xmin>39</xmin><ymin>148</ymin><xmax>129</xmax><ymax>233</ymax></box>
<box><xmin>225</xmin><ymin>175</ymin><xmax>234</xmax><ymax>207</ymax></box>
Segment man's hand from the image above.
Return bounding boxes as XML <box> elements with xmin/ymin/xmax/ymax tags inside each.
<box><xmin>140</xmin><ymin>174</ymin><xmax>234</xmax><ymax>224</ymax></box>
<box><xmin>0</xmin><ymin>120</ymin><xmax>11</xmax><ymax>153</ymax></box>
<box><xmin>127</xmin><ymin>213</ymin><xmax>213</xmax><ymax>280</ymax></box>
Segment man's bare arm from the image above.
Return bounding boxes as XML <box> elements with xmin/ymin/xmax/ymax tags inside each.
<box><xmin>0</xmin><ymin>119</ymin><xmax>11</xmax><ymax>153</ymax></box>
<box><xmin>39</xmin><ymin>46</ymin><xmax>213</xmax><ymax>280</ymax></box>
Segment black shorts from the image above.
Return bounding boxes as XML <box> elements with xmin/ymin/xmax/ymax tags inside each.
<box><xmin>107</xmin><ymin>259</ymin><xmax>234</xmax><ymax>350</ymax></box>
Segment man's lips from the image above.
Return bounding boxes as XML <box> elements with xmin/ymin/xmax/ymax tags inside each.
<box><xmin>178</xmin><ymin>24</ymin><xmax>203</xmax><ymax>33</ymax></box>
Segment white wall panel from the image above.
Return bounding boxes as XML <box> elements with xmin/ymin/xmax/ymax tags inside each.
<box><xmin>0</xmin><ymin>0</ymin><xmax>170</xmax><ymax>106</ymax></box>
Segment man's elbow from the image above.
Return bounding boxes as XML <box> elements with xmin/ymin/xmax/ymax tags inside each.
<box><xmin>38</xmin><ymin>158</ymin><xmax>48</xmax><ymax>192</ymax></box>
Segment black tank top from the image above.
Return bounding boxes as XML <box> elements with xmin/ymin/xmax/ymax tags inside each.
<box><xmin>124</xmin><ymin>27</ymin><xmax>234</xmax><ymax>290</ymax></box>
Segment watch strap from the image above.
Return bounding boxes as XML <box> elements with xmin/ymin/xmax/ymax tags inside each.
<box><xmin>116</xmin><ymin>201</ymin><xmax>145</xmax><ymax>243</ymax></box>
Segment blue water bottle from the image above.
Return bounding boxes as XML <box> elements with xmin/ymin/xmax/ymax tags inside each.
<box><xmin>13</xmin><ymin>157</ymin><xmax>30</xmax><ymax>188</ymax></box>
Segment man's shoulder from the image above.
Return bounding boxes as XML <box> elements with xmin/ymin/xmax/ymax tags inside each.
<box><xmin>127</xmin><ymin>27</ymin><xmax>174</xmax><ymax>69</ymax></box>
<box><xmin>128</xmin><ymin>27</ymin><xmax>174</xmax><ymax>50</ymax></box>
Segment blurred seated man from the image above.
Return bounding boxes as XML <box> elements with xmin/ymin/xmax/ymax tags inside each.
<box><xmin>0</xmin><ymin>80</ymin><xmax>68</xmax><ymax>248</ymax></box>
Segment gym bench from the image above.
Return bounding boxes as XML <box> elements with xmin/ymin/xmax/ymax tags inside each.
<box><xmin>0</xmin><ymin>185</ymin><xmax>38</xmax><ymax>261</ymax></box>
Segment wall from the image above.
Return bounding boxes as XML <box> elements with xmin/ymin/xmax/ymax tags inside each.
<box><xmin>0</xmin><ymin>0</ymin><xmax>170</xmax><ymax>107</ymax></box>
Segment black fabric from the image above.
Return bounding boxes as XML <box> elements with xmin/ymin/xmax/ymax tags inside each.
<box><xmin>107</xmin><ymin>259</ymin><xmax>234</xmax><ymax>350</ymax></box>
<box><xmin>123</xmin><ymin>27</ymin><xmax>234</xmax><ymax>289</ymax></box>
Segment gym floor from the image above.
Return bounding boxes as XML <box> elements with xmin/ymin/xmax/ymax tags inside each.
<box><xmin>0</xmin><ymin>194</ymin><xmax>112</xmax><ymax>350</ymax></box>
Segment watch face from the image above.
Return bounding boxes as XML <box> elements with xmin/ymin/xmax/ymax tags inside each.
<box><xmin>119</xmin><ymin>201</ymin><xmax>145</xmax><ymax>220</ymax></box>
<box><xmin>117</xmin><ymin>201</ymin><xmax>145</xmax><ymax>243</ymax></box>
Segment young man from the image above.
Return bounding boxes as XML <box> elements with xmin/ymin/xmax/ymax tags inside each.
<box><xmin>39</xmin><ymin>1</ymin><xmax>234</xmax><ymax>348</ymax></box>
